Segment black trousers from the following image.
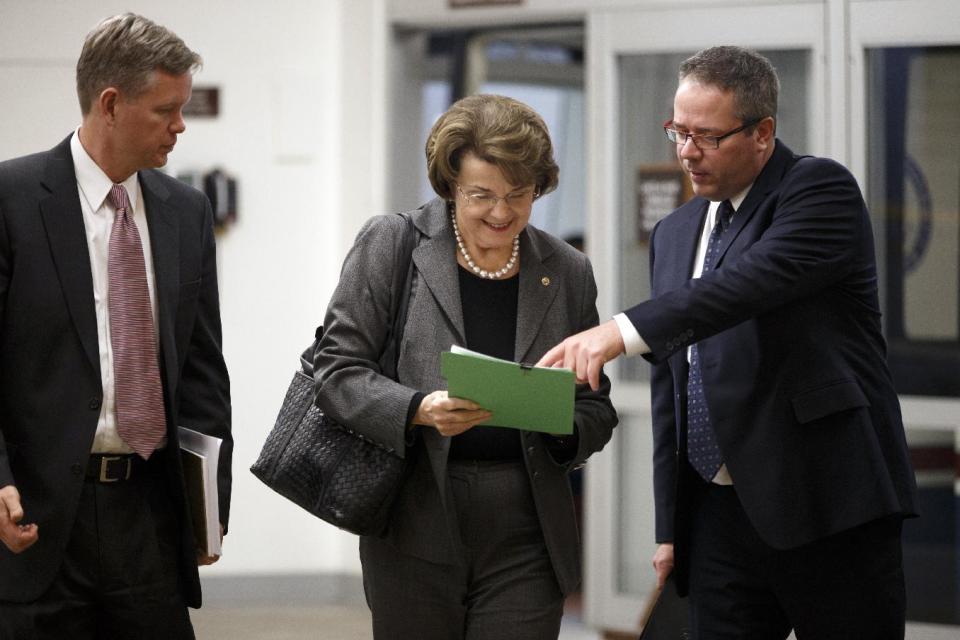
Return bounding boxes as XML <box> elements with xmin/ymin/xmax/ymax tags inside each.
<box><xmin>360</xmin><ymin>460</ymin><xmax>565</xmax><ymax>640</ymax></box>
<box><xmin>0</xmin><ymin>457</ymin><xmax>194</xmax><ymax>640</ymax></box>
<box><xmin>686</xmin><ymin>479</ymin><xmax>905</xmax><ymax>640</ymax></box>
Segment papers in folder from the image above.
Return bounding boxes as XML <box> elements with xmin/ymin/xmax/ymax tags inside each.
<box><xmin>440</xmin><ymin>345</ymin><xmax>575</xmax><ymax>434</ymax></box>
<box><xmin>178</xmin><ymin>426</ymin><xmax>222</xmax><ymax>556</ymax></box>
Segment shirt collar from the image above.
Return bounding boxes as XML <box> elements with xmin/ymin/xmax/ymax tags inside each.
<box><xmin>70</xmin><ymin>127</ymin><xmax>140</xmax><ymax>213</ymax></box>
<box><xmin>709</xmin><ymin>183</ymin><xmax>752</xmax><ymax>214</ymax></box>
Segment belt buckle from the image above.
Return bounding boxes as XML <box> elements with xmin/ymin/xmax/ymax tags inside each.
<box><xmin>99</xmin><ymin>455</ymin><xmax>131</xmax><ymax>482</ymax></box>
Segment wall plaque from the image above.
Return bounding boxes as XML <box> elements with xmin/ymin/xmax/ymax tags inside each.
<box><xmin>183</xmin><ymin>87</ymin><xmax>220</xmax><ymax>118</ymax></box>
<box><xmin>449</xmin><ymin>0</ymin><xmax>522</xmax><ymax>7</ymax></box>
<box><xmin>636</xmin><ymin>164</ymin><xmax>691</xmax><ymax>244</ymax></box>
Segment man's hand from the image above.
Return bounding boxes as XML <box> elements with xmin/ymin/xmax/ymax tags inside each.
<box><xmin>414</xmin><ymin>391</ymin><xmax>492</xmax><ymax>437</ymax></box>
<box><xmin>535</xmin><ymin>320</ymin><xmax>625</xmax><ymax>391</ymax></box>
<box><xmin>652</xmin><ymin>543</ymin><xmax>674</xmax><ymax>589</ymax></box>
<box><xmin>0</xmin><ymin>485</ymin><xmax>39</xmax><ymax>554</ymax></box>
<box><xmin>197</xmin><ymin>523</ymin><xmax>225</xmax><ymax>566</ymax></box>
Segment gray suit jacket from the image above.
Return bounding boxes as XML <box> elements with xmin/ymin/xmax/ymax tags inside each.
<box><xmin>315</xmin><ymin>197</ymin><xmax>617</xmax><ymax>593</ymax></box>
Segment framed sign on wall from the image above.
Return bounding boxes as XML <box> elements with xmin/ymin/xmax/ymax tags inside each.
<box><xmin>635</xmin><ymin>164</ymin><xmax>690</xmax><ymax>244</ymax></box>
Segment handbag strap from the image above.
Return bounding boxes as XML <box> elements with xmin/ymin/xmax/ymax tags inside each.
<box><xmin>301</xmin><ymin>213</ymin><xmax>417</xmax><ymax>379</ymax></box>
<box><xmin>377</xmin><ymin>212</ymin><xmax>417</xmax><ymax>381</ymax></box>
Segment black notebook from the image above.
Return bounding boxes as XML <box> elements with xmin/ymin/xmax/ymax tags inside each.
<box><xmin>638</xmin><ymin>575</ymin><xmax>690</xmax><ymax>639</ymax></box>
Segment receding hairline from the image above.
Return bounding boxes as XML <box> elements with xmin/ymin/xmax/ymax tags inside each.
<box><xmin>76</xmin><ymin>12</ymin><xmax>201</xmax><ymax>115</ymax></box>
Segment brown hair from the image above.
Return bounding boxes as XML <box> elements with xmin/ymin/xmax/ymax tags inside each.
<box><xmin>76</xmin><ymin>13</ymin><xmax>201</xmax><ymax>116</ymax></box>
<box><xmin>425</xmin><ymin>94</ymin><xmax>559</xmax><ymax>200</ymax></box>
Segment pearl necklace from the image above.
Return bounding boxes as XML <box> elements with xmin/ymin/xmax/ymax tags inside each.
<box><xmin>451</xmin><ymin>212</ymin><xmax>519</xmax><ymax>279</ymax></box>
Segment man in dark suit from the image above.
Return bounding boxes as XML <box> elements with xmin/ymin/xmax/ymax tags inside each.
<box><xmin>540</xmin><ymin>46</ymin><xmax>917</xmax><ymax>638</ymax></box>
<box><xmin>0</xmin><ymin>13</ymin><xmax>231</xmax><ymax>639</ymax></box>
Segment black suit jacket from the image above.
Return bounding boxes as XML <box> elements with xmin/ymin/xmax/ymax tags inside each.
<box><xmin>0</xmin><ymin>135</ymin><xmax>232</xmax><ymax>607</ymax></box>
<box><xmin>626</xmin><ymin>141</ymin><xmax>917</xmax><ymax>592</ymax></box>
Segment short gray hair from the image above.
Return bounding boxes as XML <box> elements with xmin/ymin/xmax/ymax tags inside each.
<box><xmin>76</xmin><ymin>13</ymin><xmax>201</xmax><ymax>116</ymax></box>
<box><xmin>679</xmin><ymin>46</ymin><xmax>779</xmax><ymax>125</ymax></box>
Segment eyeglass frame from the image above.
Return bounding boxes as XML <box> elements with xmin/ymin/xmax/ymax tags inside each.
<box><xmin>663</xmin><ymin>117</ymin><xmax>764</xmax><ymax>151</ymax></box>
<box><xmin>455</xmin><ymin>183</ymin><xmax>541</xmax><ymax>211</ymax></box>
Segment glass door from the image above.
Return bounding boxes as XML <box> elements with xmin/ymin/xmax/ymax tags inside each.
<box><xmin>387</xmin><ymin>24</ymin><xmax>586</xmax><ymax>241</ymax></box>
<box><xmin>850</xmin><ymin>0</ymin><xmax>960</xmax><ymax>629</ymax></box>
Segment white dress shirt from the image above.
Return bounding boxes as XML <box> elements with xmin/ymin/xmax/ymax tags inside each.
<box><xmin>70</xmin><ymin>129</ymin><xmax>163</xmax><ymax>454</ymax></box>
<box><xmin>614</xmin><ymin>186</ymin><xmax>752</xmax><ymax>484</ymax></box>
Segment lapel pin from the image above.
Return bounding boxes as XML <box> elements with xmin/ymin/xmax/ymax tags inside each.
<box><xmin>541</xmin><ymin>277</ymin><xmax>550</xmax><ymax>286</ymax></box>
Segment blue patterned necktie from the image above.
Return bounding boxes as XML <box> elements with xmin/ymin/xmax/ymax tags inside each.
<box><xmin>686</xmin><ymin>200</ymin><xmax>733</xmax><ymax>481</ymax></box>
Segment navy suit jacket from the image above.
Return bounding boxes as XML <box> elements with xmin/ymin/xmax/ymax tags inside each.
<box><xmin>0</xmin><ymin>135</ymin><xmax>232</xmax><ymax>607</ymax></box>
<box><xmin>626</xmin><ymin>141</ymin><xmax>917</xmax><ymax>590</ymax></box>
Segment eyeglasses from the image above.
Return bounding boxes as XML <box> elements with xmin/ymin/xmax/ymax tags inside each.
<box><xmin>663</xmin><ymin>118</ymin><xmax>763</xmax><ymax>150</ymax></box>
<box><xmin>455</xmin><ymin>183</ymin><xmax>540</xmax><ymax>211</ymax></box>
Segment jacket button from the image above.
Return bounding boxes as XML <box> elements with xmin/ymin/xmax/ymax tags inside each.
<box><xmin>71</xmin><ymin>463</ymin><xmax>83</xmax><ymax>476</ymax></box>
<box><xmin>532</xmin><ymin>470</ymin><xmax>540</xmax><ymax>479</ymax></box>
<box><xmin>666</xmin><ymin>342</ymin><xmax>675</xmax><ymax>351</ymax></box>
<box><xmin>88</xmin><ymin>397</ymin><xmax>101</xmax><ymax>410</ymax></box>
<box><xmin>686</xmin><ymin>329</ymin><xmax>694</xmax><ymax>338</ymax></box>
<box><xmin>527</xmin><ymin>446</ymin><xmax>535</xmax><ymax>454</ymax></box>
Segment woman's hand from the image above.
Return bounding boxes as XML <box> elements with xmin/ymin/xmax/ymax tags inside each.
<box><xmin>415</xmin><ymin>391</ymin><xmax>491</xmax><ymax>437</ymax></box>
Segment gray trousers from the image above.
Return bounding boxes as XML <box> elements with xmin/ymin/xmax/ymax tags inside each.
<box><xmin>360</xmin><ymin>460</ymin><xmax>565</xmax><ymax>640</ymax></box>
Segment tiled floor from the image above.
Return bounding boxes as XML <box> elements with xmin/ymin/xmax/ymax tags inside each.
<box><xmin>190</xmin><ymin>600</ymin><xmax>960</xmax><ymax>640</ymax></box>
<box><xmin>191</xmin><ymin>604</ymin><xmax>369</xmax><ymax>640</ymax></box>
<box><xmin>189</xmin><ymin>576</ymin><xmax>960</xmax><ymax>639</ymax></box>
<box><xmin>192</xmin><ymin>575</ymin><xmax>604</xmax><ymax>639</ymax></box>
<box><xmin>190</xmin><ymin>604</ymin><xmax>601</xmax><ymax>639</ymax></box>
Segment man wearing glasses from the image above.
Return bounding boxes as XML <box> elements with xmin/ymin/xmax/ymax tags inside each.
<box><xmin>540</xmin><ymin>46</ymin><xmax>916</xmax><ymax>638</ymax></box>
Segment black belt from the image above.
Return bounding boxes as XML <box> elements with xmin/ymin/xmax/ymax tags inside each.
<box><xmin>86</xmin><ymin>453</ymin><xmax>155</xmax><ymax>483</ymax></box>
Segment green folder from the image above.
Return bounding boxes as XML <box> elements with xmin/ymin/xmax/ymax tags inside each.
<box><xmin>440</xmin><ymin>347</ymin><xmax>575</xmax><ymax>434</ymax></box>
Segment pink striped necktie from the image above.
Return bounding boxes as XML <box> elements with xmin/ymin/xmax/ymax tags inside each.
<box><xmin>108</xmin><ymin>184</ymin><xmax>166</xmax><ymax>459</ymax></box>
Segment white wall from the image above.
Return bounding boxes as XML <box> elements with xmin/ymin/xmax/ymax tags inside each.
<box><xmin>386</xmin><ymin>0</ymin><xmax>822</xmax><ymax>28</ymax></box>
<box><xmin>0</xmin><ymin>0</ymin><xmax>386</xmax><ymax>577</ymax></box>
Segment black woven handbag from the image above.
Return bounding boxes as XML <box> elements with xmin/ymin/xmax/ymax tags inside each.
<box><xmin>251</xmin><ymin>214</ymin><xmax>416</xmax><ymax>536</ymax></box>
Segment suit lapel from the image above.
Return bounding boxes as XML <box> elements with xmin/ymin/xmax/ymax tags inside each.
<box><xmin>139</xmin><ymin>170</ymin><xmax>180</xmax><ymax>405</ymax></box>
<box><xmin>666</xmin><ymin>199</ymin><xmax>707</xmax><ymax>288</ymax></box>
<box><xmin>715</xmin><ymin>140</ymin><xmax>796</xmax><ymax>266</ymax></box>
<box><xmin>514</xmin><ymin>229</ymin><xmax>558</xmax><ymax>363</ymax></box>
<box><xmin>411</xmin><ymin>203</ymin><xmax>560</xmax><ymax>362</ymax></box>
<box><xmin>411</xmin><ymin>201</ymin><xmax>467</xmax><ymax>346</ymax></box>
<box><xmin>38</xmin><ymin>138</ymin><xmax>100</xmax><ymax>376</ymax></box>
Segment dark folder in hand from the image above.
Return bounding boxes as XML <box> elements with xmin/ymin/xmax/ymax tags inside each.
<box><xmin>638</xmin><ymin>575</ymin><xmax>690</xmax><ymax>639</ymax></box>
<box><xmin>178</xmin><ymin>426</ymin><xmax>222</xmax><ymax>556</ymax></box>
